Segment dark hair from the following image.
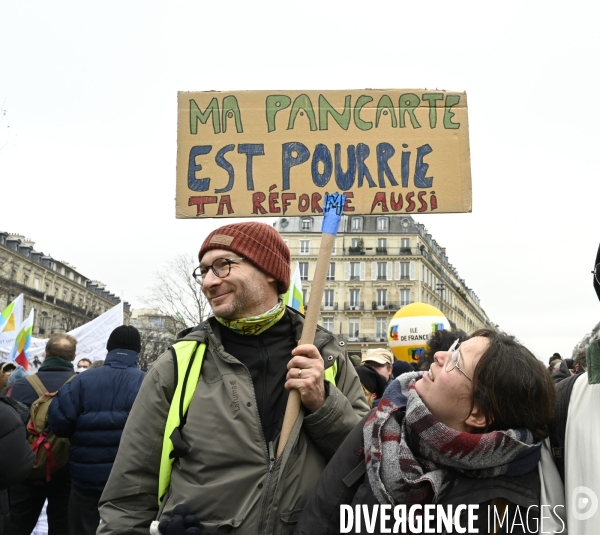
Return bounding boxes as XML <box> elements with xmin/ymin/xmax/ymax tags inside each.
<box><xmin>45</xmin><ymin>333</ymin><xmax>77</xmax><ymax>361</ymax></box>
<box><xmin>574</xmin><ymin>349</ymin><xmax>587</xmax><ymax>372</ymax></box>
<box><xmin>78</xmin><ymin>358</ymin><xmax>92</xmax><ymax>366</ymax></box>
<box><xmin>469</xmin><ymin>328</ymin><xmax>556</xmax><ymax>440</ymax></box>
<box><xmin>549</xmin><ymin>353</ymin><xmax>562</xmax><ymax>366</ymax></box>
<box><xmin>421</xmin><ymin>329</ymin><xmax>468</xmax><ymax>370</ymax></box>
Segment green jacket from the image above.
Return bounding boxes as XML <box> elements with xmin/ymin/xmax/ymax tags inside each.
<box><xmin>97</xmin><ymin>309</ymin><xmax>369</xmax><ymax>535</ymax></box>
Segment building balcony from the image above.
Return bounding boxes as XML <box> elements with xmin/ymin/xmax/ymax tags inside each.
<box><xmin>371</xmin><ymin>301</ymin><xmax>400</xmax><ymax>311</ymax></box>
<box><xmin>341</xmin><ymin>334</ymin><xmax>373</xmax><ymax>342</ymax></box>
<box><xmin>344</xmin><ymin>302</ymin><xmax>364</xmax><ymax>311</ymax></box>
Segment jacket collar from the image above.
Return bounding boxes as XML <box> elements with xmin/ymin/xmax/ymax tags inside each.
<box><xmin>179</xmin><ymin>307</ymin><xmax>344</xmax><ymax>371</ymax></box>
<box><xmin>105</xmin><ymin>348</ymin><xmax>139</xmax><ymax>368</ymax></box>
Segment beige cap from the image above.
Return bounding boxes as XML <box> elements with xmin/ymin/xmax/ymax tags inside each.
<box><xmin>362</xmin><ymin>348</ymin><xmax>394</xmax><ymax>367</ymax></box>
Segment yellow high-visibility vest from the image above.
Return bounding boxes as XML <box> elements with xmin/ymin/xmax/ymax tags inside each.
<box><xmin>158</xmin><ymin>341</ymin><xmax>338</xmax><ymax>504</ymax></box>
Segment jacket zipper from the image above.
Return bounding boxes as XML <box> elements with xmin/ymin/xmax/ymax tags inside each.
<box><xmin>207</xmin><ymin>331</ymin><xmax>276</xmax><ymax>535</ymax></box>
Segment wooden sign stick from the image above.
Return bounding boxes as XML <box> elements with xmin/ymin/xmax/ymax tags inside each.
<box><xmin>277</xmin><ymin>194</ymin><xmax>345</xmax><ymax>458</ymax></box>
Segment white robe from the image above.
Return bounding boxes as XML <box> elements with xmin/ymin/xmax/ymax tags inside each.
<box><xmin>565</xmin><ymin>372</ymin><xmax>600</xmax><ymax>534</ymax></box>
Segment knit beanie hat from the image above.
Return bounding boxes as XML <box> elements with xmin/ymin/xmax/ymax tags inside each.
<box><xmin>107</xmin><ymin>325</ymin><xmax>141</xmax><ymax>353</ymax></box>
<box><xmin>198</xmin><ymin>222</ymin><xmax>291</xmax><ymax>294</ymax></box>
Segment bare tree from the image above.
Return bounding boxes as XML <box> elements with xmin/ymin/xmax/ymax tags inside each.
<box><xmin>142</xmin><ymin>253</ymin><xmax>211</xmax><ymax>335</ymax></box>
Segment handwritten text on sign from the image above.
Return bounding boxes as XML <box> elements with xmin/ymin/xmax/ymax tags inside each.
<box><xmin>176</xmin><ymin>90</ymin><xmax>471</xmax><ymax>218</ymax></box>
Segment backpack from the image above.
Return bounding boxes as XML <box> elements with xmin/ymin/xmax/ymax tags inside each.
<box><xmin>548</xmin><ymin>373</ymin><xmax>582</xmax><ymax>482</ymax></box>
<box><xmin>25</xmin><ymin>374</ymin><xmax>74</xmax><ymax>482</ymax></box>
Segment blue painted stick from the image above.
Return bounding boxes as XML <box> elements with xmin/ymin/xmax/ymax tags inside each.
<box><xmin>277</xmin><ymin>193</ymin><xmax>346</xmax><ymax>458</ymax></box>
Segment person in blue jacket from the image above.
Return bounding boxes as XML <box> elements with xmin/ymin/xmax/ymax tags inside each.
<box><xmin>48</xmin><ymin>325</ymin><xmax>146</xmax><ymax>535</ymax></box>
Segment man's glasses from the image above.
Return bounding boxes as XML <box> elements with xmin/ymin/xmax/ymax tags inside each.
<box><xmin>592</xmin><ymin>264</ymin><xmax>600</xmax><ymax>287</ymax></box>
<box><xmin>444</xmin><ymin>339</ymin><xmax>472</xmax><ymax>382</ymax></box>
<box><xmin>192</xmin><ymin>257</ymin><xmax>245</xmax><ymax>284</ymax></box>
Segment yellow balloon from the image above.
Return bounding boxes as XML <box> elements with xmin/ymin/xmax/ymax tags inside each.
<box><xmin>388</xmin><ymin>302</ymin><xmax>450</xmax><ymax>364</ymax></box>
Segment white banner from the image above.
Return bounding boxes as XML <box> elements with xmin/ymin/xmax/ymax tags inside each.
<box><xmin>0</xmin><ymin>302</ymin><xmax>124</xmax><ymax>364</ymax></box>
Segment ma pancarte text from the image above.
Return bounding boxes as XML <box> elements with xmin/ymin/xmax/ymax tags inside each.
<box><xmin>184</xmin><ymin>93</ymin><xmax>462</xmax><ymax>216</ymax></box>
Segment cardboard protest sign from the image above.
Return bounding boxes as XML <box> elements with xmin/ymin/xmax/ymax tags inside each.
<box><xmin>176</xmin><ymin>89</ymin><xmax>471</xmax><ymax>218</ymax></box>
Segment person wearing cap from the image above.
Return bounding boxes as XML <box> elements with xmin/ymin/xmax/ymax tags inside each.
<box><xmin>0</xmin><ymin>362</ymin><xmax>17</xmax><ymax>395</ymax></box>
<box><xmin>97</xmin><ymin>222</ymin><xmax>369</xmax><ymax>535</ymax></box>
<box><xmin>362</xmin><ymin>347</ymin><xmax>394</xmax><ymax>382</ymax></box>
<box><xmin>8</xmin><ymin>333</ymin><xmax>77</xmax><ymax>535</ymax></box>
<box><xmin>48</xmin><ymin>325</ymin><xmax>146</xmax><ymax>535</ymax></box>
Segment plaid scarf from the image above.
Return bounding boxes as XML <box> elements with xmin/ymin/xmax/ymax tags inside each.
<box><xmin>215</xmin><ymin>299</ymin><xmax>285</xmax><ymax>335</ymax></box>
<box><xmin>364</xmin><ymin>372</ymin><xmax>542</xmax><ymax>506</ymax></box>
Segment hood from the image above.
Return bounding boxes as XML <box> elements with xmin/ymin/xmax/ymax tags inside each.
<box><xmin>105</xmin><ymin>348</ymin><xmax>139</xmax><ymax>368</ymax></box>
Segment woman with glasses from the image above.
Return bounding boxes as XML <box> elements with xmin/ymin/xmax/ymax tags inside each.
<box><xmin>294</xmin><ymin>329</ymin><xmax>557</xmax><ymax>534</ymax></box>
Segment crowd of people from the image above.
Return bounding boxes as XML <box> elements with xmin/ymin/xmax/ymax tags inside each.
<box><xmin>0</xmin><ymin>222</ymin><xmax>597</xmax><ymax>535</ymax></box>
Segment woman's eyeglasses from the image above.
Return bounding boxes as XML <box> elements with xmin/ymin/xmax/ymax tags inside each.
<box><xmin>444</xmin><ymin>339</ymin><xmax>472</xmax><ymax>382</ymax></box>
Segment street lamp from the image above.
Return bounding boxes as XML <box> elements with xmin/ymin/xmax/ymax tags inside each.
<box><xmin>436</xmin><ymin>282</ymin><xmax>445</xmax><ymax>310</ymax></box>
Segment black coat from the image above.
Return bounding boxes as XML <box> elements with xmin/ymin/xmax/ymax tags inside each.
<box><xmin>0</xmin><ymin>396</ymin><xmax>34</xmax><ymax>535</ymax></box>
<box><xmin>294</xmin><ymin>413</ymin><xmax>544</xmax><ymax>535</ymax></box>
<box><xmin>9</xmin><ymin>363</ymin><xmax>75</xmax><ymax>407</ymax></box>
<box><xmin>48</xmin><ymin>349</ymin><xmax>146</xmax><ymax>491</ymax></box>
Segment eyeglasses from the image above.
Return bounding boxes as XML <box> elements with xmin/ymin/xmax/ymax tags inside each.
<box><xmin>592</xmin><ymin>264</ymin><xmax>600</xmax><ymax>287</ymax></box>
<box><xmin>192</xmin><ymin>257</ymin><xmax>246</xmax><ymax>284</ymax></box>
<box><xmin>444</xmin><ymin>339</ymin><xmax>472</xmax><ymax>382</ymax></box>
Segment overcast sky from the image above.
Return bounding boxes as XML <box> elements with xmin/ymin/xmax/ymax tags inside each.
<box><xmin>1</xmin><ymin>0</ymin><xmax>598</xmax><ymax>361</ymax></box>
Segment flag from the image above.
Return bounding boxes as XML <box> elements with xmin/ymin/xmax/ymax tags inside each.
<box><xmin>0</xmin><ymin>294</ymin><xmax>24</xmax><ymax>355</ymax></box>
<box><xmin>9</xmin><ymin>309</ymin><xmax>34</xmax><ymax>370</ymax></box>
<box><xmin>283</xmin><ymin>265</ymin><xmax>304</xmax><ymax>314</ymax></box>
<box><xmin>0</xmin><ymin>293</ymin><xmax>23</xmax><ymax>333</ymax></box>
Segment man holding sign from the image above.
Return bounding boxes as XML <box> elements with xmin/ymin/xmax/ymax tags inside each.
<box><xmin>98</xmin><ymin>222</ymin><xmax>368</xmax><ymax>535</ymax></box>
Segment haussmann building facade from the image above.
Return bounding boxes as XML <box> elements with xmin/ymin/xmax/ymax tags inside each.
<box><xmin>275</xmin><ymin>214</ymin><xmax>491</xmax><ymax>361</ymax></box>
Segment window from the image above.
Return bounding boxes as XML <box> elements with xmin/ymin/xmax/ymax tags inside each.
<box><xmin>302</xmin><ymin>289</ymin><xmax>308</xmax><ymax>307</ymax></box>
<box><xmin>376</xmin><ymin>289</ymin><xmax>387</xmax><ymax>306</ymax></box>
<box><xmin>349</xmin><ymin>289</ymin><xmax>360</xmax><ymax>308</ymax></box>
<box><xmin>324</xmin><ymin>289</ymin><xmax>334</xmax><ymax>307</ymax></box>
<box><xmin>39</xmin><ymin>312</ymin><xmax>48</xmax><ymax>334</ymax></box>
<box><xmin>401</xmin><ymin>238</ymin><xmax>410</xmax><ymax>248</ymax></box>
<box><xmin>376</xmin><ymin>318</ymin><xmax>387</xmax><ymax>339</ymax></box>
<box><xmin>351</xmin><ymin>238</ymin><xmax>361</xmax><ymax>248</ymax></box>
<box><xmin>301</xmin><ymin>218</ymin><xmax>312</xmax><ymax>231</ymax></box>
<box><xmin>400</xmin><ymin>289</ymin><xmax>410</xmax><ymax>306</ymax></box>
<box><xmin>377</xmin><ymin>238</ymin><xmax>387</xmax><ymax>250</ymax></box>
<box><xmin>349</xmin><ymin>318</ymin><xmax>360</xmax><ymax>340</ymax></box>
<box><xmin>351</xmin><ymin>217</ymin><xmax>363</xmax><ymax>231</ymax></box>
<box><xmin>327</xmin><ymin>262</ymin><xmax>335</xmax><ymax>280</ymax></box>
<box><xmin>299</xmin><ymin>262</ymin><xmax>308</xmax><ymax>281</ymax></box>
<box><xmin>345</xmin><ymin>261</ymin><xmax>364</xmax><ymax>281</ymax></box>
<box><xmin>377</xmin><ymin>262</ymin><xmax>387</xmax><ymax>280</ymax></box>
<box><xmin>322</xmin><ymin>317</ymin><xmax>334</xmax><ymax>331</ymax></box>
<box><xmin>400</xmin><ymin>262</ymin><xmax>410</xmax><ymax>280</ymax></box>
<box><xmin>300</xmin><ymin>240</ymin><xmax>310</xmax><ymax>255</ymax></box>
<box><xmin>34</xmin><ymin>277</ymin><xmax>40</xmax><ymax>290</ymax></box>
<box><xmin>377</xmin><ymin>217</ymin><xmax>389</xmax><ymax>231</ymax></box>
